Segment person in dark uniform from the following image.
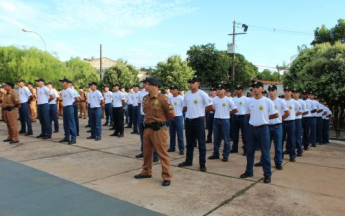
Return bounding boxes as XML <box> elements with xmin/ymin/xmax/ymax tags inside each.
<box><xmin>17</xmin><ymin>80</ymin><xmax>33</xmax><ymax>136</ymax></box>
<box><xmin>68</xmin><ymin>81</ymin><xmax>80</xmax><ymax>136</ymax></box>
<box><xmin>206</xmin><ymin>87</ymin><xmax>216</xmax><ymax>143</ymax></box>
<box><xmin>2</xmin><ymin>82</ymin><xmax>21</xmax><ymax>144</ymax></box>
<box><xmin>134</xmin><ymin>77</ymin><xmax>175</xmax><ymax>186</ymax></box>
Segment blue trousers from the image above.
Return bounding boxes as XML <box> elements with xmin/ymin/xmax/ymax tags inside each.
<box><xmin>127</xmin><ymin>104</ymin><xmax>133</xmax><ymax>127</ymax></box>
<box><xmin>63</xmin><ymin>106</ymin><xmax>76</xmax><ymax>141</ymax></box>
<box><xmin>213</xmin><ymin>118</ymin><xmax>230</xmax><ymax>158</ymax></box>
<box><xmin>87</xmin><ymin>104</ymin><xmax>91</xmax><ymax>126</ymax></box>
<box><xmin>246</xmin><ymin>125</ymin><xmax>271</xmax><ymax>176</ymax></box>
<box><xmin>232</xmin><ymin>115</ymin><xmax>248</xmax><ymax>151</ymax></box>
<box><xmin>283</xmin><ymin>121</ymin><xmax>296</xmax><ymax>159</ymax></box>
<box><xmin>74</xmin><ymin>105</ymin><xmax>79</xmax><ymax>134</ymax></box>
<box><xmin>322</xmin><ymin>119</ymin><xmax>330</xmax><ymax>143</ymax></box>
<box><xmin>49</xmin><ymin>104</ymin><xmax>59</xmax><ymax>132</ymax></box>
<box><xmin>316</xmin><ymin>117</ymin><xmax>323</xmax><ymax>143</ymax></box>
<box><xmin>104</xmin><ymin>103</ymin><xmax>113</xmax><ymax>125</ymax></box>
<box><xmin>132</xmin><ymin>106</ymin><xmax>139</xmax><ymax>133</ymax></box>
<box><xmin>90</xmin><ymin>107</ymin><xmax>102</xmax><ymax>138</ymax></box>
<box><xmin>309</xmin><ymin>117</ymin><xmax>317</xmax><ymax>145</ymax></box>
<box><xmin>185</xmin><ymin>117</ymin><xmax>206</xmax><ymax>166</ymax></box>
<box><xmin>37</xmin><ymin>103</ymin><xmax>51</xmax><ymax>136</ymax></box>
<box><xmin>125</xmin><ymin>103</ymin><xmax>129</xmax><ymax>125</ymax></box>
<box><xmin>295</xmin><ymin>119</ymin><xmax>303</xmax><ymax>154</ymax></box>
<box><xmin>206</xmin><ymin>113</ymin><xmax>214</xmax><ymax>141</ymax></box>
<box><xmin>169</xmin><ymin>116</ymin><xmax>185</xmax><ymax>152</ymax></box>
<box><xmin>302</xmin><ymin>117</ymin><xmax>311</xmax><ymax>149</ymax></box>
<box><xmin>19</xmin><ymin>102</ymin><xmax>32</xmax><ymax>133</ymax></box>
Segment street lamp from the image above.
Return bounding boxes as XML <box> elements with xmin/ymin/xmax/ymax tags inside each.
<box><xmin>22</xmin><ymin>28</ymin><xmax>47</xmax><ymax>70</ymax></box>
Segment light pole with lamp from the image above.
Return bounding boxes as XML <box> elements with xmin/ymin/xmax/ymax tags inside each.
<box><xmin>22</xmin><ymin>28</ymin><xmax>47</xmax><ymax>69</ymax></box>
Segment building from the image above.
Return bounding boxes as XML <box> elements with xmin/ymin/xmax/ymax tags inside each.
<box><xmin>83</xmin><ymin>57</ymin><xmax>117</xmax><ymax>78</ymax></box>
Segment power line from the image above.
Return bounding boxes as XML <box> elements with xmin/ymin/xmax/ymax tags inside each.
<box><xmin>236</xmin><ymin>22</ymin><xmax>313</xmax><ymax>36</ymax></box>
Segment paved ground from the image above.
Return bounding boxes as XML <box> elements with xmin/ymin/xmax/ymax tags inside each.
<box><xmin>0</xmin><ymin>119</ymin><xmax>345</xmax><ymax>216</ymax></box>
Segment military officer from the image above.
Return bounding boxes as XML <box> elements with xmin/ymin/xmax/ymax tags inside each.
<box><xmin>2</xmin><ymin>82</ymin><xmax>21</xmax><ymax>144</ymax></box>
<box><xmin>87</xmin><ymin>82</ymin><xmax>104</xmax><ymax>141</ymax></box>
<box><xmin>27</xmin><ymin>82</ymin><xmax>37</xmax><ymax>122</ymax></box>
<box><xmin>17</xmin><ymin>80</ymin><xmax>33</xmax><ymax>136</ymax></box>
<box><xmin>134</xmin><ymin>77</ymin><xmax>175</xmax><ymax>186</ymax></box>
<box><xmin>79</xmin><ymin>87</ymin><xmax>88</xmax><ymax>119</ymax></box>
<box><xmin>293</xmin><ymin>89</ymin><xmax>308</xmax><ymax>156</ymax></box>
<box><xmin>103</xmin><ymin>85</ymin><xmax>113</xmax><ymax>126</ymax></box>
<box><xmin>110</xmin><ymin>84</ymin><xmax>125</xmax><ymax>138</ymax></box>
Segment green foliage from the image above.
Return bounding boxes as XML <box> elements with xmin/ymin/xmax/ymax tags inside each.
<box><xmin>257</xmin><ymin>69</ymin><xmax>279</xmax><ymax>81</ymax></box>
<box><xmin>65</xmin><ymin>57</ymin><xmax>99</xmax><ymax>89</ymax></box>
<box><xmin>186</xmin><ymin>43</ymin><xmax>258</xmax><ymax>87</ymax></box>
<box><xmin>150</xmin><ymin>55</ymin><xmax>194</xmax><ymax>90</ymax></box>
<box><xmin>311</xmin><ymin>19</ymin><xmax>345</xmax><ymax>46</ymax></box>
<box><xmin>102</xmin><ymin>59</ymin><xmax>139</xmax><ymax>88</ymax></box>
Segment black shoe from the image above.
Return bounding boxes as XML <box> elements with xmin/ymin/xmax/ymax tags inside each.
<box><xmin>68</xmin><ymin>141</ymin><xmax>76</xmax><ymax>145</ymax></box>
<box><xmin>240</xmin><ymin>172</ymin><xmax>253</xmax><ymax>178</ymax></box>
<box><xmin>290</xmin><ymin>158</ymin><xmax>296</xmax><ymax>162</ymax></box>
<box><xmin>109</xmin><ymin>127</ymin><xmax>115</xmax><ymax>130</ymax></box>
<box><xmin>264</xmin><ymin>175</ymin><xmax>271</xmax><ymax>184</ymax></box>
<box><xmin>131</xmin><ymin>131</ymin><xmax>138</xmax><ymax>134</ymax></box>
<box><xmin>206</xmin><ymin>140</ymin><xmax>212</xmax><ymax>143</ymax></box>
<box><xmin>77</xmin><ymin>133</ymin><xmax>79</xmax><ymax>136</ymax></box>
<box><xmin>283</xmin><ymin>151</ymin><xmax>289</xmax><ymax>154</ymax></box>
<box><xmin>10</xmin><ymin>140</ymin><xmax>19</xmax><ymax>144</ymax></box>
<box><xmin>178</xmin><ymin>162</ymin><xmax>192</xmax><ymax>167</ymax></box>
<box><xmin>312</xmin><ymin>145</ymin><xmax>316</xmax><ymax>147</ymax></box>
<box><xmin>255</xmin><ymin>147</ymin><xmax>260</xmax><ymax>151</ymax></box>
<box><xmin>134</xmin><ymin>174</ymin><xmax>152</xmax><ymax>179</ymax></box>
<box><xmin>87</xmin><ymin>136</ymin><xmax>95</xmax><ymax>139</ymax></box>
<box><xmin>19</xmin><ymin>131</ymin><xmax>26</xmax><ymax>134</ymax></box>
<box><xmin>85</xmin><ymin>125</ymin><xmax>90</xmax><ymax>128</ymax></box>
<box><xmin>42</xmin><ymin>136</ymin><xmax>51</xmax><ymax>140</ymax></box>
<box><xmin>25</xmin><ymin>132</ymin><xmax>33</xmax><ymax>136</ymax></box>
<box><xmin>125</xmin><ymin>126</ymin><xmax>132</xmax><ymax>128</ymax></box>
<box><xmin>95</xmin><ymin>137</ymin><xmax>101</xmax><ymax>141</ymax></box>
<box><xmin>230</xmin><ymin>149</ymin><xmax>238</xmax><ymax>153</ymax></box>
<box><xmin>222</xmin><ymin>158</ymin><xmax>229</xmax><ymax>162</ymax></box>
<box><xmin>135</xmin><ymin>153</ymin><xmax>143</xmax><ymax>158</ymax></box>
<box><xmin>162</xmin><ymin>180</ymin><xmax>171</xmax><ymax>186</ymax></box>
<box><xmin>153</xmin><ymin>157</ymin><xmax>159</xmax><ymax>162</ymax></box>
<box><xmin>254</xmin><ymin>162</ymin><xmax>263</xmax><ymax>167</ymax></box>
<box><xmin>110</xmin><ymin>133</ymin><xmax>118</xmax><ymax>136</ymax></box>
<box><xmin>118</xmin><ymin>134</ymin><xmax>124</xmax><ymax>138</ymax></box>
<box><xmin>297</xmin><ymin>153</ymin><xmax>303</xmax><ymax>157</ymax></box>
<box><xmin>36</xmin><ymin>134</ymin><xmax>44</xmax><ymax>138</ymax></box>
<box><xmin>3</xmin><ymin>139</ymin><xmax>12</xmax><ymax>142</ymax></box>
<box><xmin>53</xmin><ymin>131</ymin><xmax>59</xmax><ymax>133</ymax></box>
<box><xmin>59</xmin><ymin>139</ymin><xmax>69</xmax><ymax>143</ymax></box>
<box><xmin>304</xmin><ymin>147</ymin><xmax>309</xmax><ymax>151</ymax></box>
<box><xmin>179</xmin><ymin>151</ymin><xmax>184</xmax><ymax>155</ymax></box>
<box><xmin>242</xmin><ymin>152</ymin><xmax>247</xmax><ymax>156</ymax></box>
<box><xmin>167</xmin><ymin>149</ymin><xmax>175</xmax><ymax>152</ymax></box>
<box><xmin>275</xmin><ymin>163</ymin><xmax>283</xmax><ymax>170</ymax></box>
<box><xmin>208</xmin><ymin>155</ymin><xmax>220</xmax><ymax>160</ymax></box>
<box><xmin>87</xmin><ymin>130</ymin><xmax>91</xmax><ymax>133</ymax></box>
<box><xmin>103</xmin><ymin>123</ymin><xmax>108</xmax><ymax>126</ymax></box>
<box><xmin>200</xmin><ymin>166</ymin><xmax>207</xmax><ymax>172</ymax></box>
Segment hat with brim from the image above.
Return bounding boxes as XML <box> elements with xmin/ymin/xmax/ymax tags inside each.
<box><xmin>146</xmin><ymin>77</ymin><xmax>161</xmax><ymax>86</ymax></box>
<box><xmin>251</xmin><ymin>81</ymin><xmax>263</xmax><ymax>88</ymax></box>
<box><xmin>35</xmin><ymin>78</ymin><xmax>45</xmax><ymax>82</ymax></box>
<box><xmin>267</xmin><ymin>85</ymin><xmax>277</xmax><ymax>91</ymax></box>
<box><xmin>188</xmin><ymin>77</ymin><xmax>200</xmax><ymax>83</ymax></box>
<box><xmin>5</xmin><ymin>82</ymin><xmax>15</xmax><ymax>88</ymax></box>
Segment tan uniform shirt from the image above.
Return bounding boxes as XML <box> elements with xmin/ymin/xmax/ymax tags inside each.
<box><xmin>1</xmin><ymin>90</ymin><xmax>21</xmax><ymax>109</ymax></box>
<box><xmin>143</xmin><ymin>92</ymin><xmax>175</xmax><ymax>124</ymax></box>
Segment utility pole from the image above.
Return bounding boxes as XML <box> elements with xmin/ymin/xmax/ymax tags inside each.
<box><xmin>100</xmin><ymin>44</ymin><xmax>103</xmax><ymax>81</ymax></box>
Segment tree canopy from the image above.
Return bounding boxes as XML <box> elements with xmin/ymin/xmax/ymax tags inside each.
<box><xmin>311</xmin><ymin>19</ymin><xmax>345</xmax><ymax>46</ymax></box>
<box><xmin>102</xmin><ymin>59</ymin><xmax>139</xmax><ymax>88</ymax></box>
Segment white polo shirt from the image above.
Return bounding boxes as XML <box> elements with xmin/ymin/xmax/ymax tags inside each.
<box><xmin>139</xmin><ymin>90</ymin><xmax>149</xmax><ymax>115</ymax></box>
<box><xmin>62</xmin><ymin>88</ymin><xmax>77</xmax><ymax>106</ymax></box>
<box><xmin>104</xmin><ymin>91</ymin><xmax>113</xmax><ymax>104</ymax></box>
<box><xmin>165</xmin><ymin>93</ymin><xmax>172</xmax><ymax>98</ymax></box>
<box><xmin>122</xmin><ymin>91</ymin><xmax>128</xmax><ymax>103</ymax></box>
<box><xmin>170</xmin><ymin>95</ymin><xmax>184</xmax><ymax>117</ymax></box>
<box><xmin>18</xmin><ymin>86</ymin><xmax>32</xmax><ymax>103</ymax></box>
<box><xmin>246</xmin><ymin>97</ymin><xmax>277</xmax><ymax>127</ymax></box>
<box><xmin>88</xmin><ymin>90</ymin><xmax>104</xmax><ymax>108</ymax></box>
<box><xmin>315</xmin><ymin>101</ymin><xmax>324</xmax><ymax>117</ymax></box>
<box><xmin>131</xmin><ymin>92</ymin><xmax>140</xmax><ymax>106</ymax></box>
<box><xmin>322</xmin><ymin>107</ymin><xmax>332</xmax><ymax>120</ymax></box>
<box><xmin>49</xmin><ymin>89</ymin><xmax>59</xmax><ymax>105</ymax></box>
<box><xmin>283</xmin><ymin>99</ymin><xmax>300</xmax><ymax>121</ymax></box>
<box><xmin>213</xmin><ymin>96</ymin><xmax>237</xmax><ymax>119</ymax></box>
<box><xmin>127</xmin><ymin>92</ymin><xmax>133</xmax><ymax>105</ymax></box>
<box><xmin>232</xmin><ymin>96</ymin><xmax>248</xmax><ymax>115</ymax></box>
<box><xmin>37</xmin><ymin>86</ymin><xmax>52</xmax><ymax>105</ymax></box>
<box><xmin>183</xmin><ymin>89</ymin><xmax>213</xmax><ymax>119</ymax></box>
<box><xmin>112</xmin><ymin>91</ymin><xmax>125</xmax><ymax>108</ymax></box>
<box><xmin>269</xmin><ymin>98</ymin><xmax>288</xmax><ymax>125</ymax></box>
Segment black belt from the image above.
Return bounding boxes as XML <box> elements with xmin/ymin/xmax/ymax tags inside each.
<box><xmin>91</xmin><ymin>107</ymin><xmax>101</xmax><ymax>109</ymax></box>
<box><xmin>80</xmin><ymin>100</ymin><xmax>86</xmax><ymax>102</ymax></box>
<box><xmin>215</xmin><ymin>118</ymin><xmax>229</xmax><ymax>121</ymax></box>
<box><xmin>38</xmin><ymin>103</ymin><xmax>48</xmax><ymax>106</ymax></box>
<box><xmin>144</xmin><ymin>122</ymin><xmax>166</xmax><ymax>131</ymax></box>
<box><xmin>186</xmin><ymin>117</ymin><xmax>203</xmax><ymax>121</ymax></box>
<box><xmin>64</xmin><ymin>105</ymin><xmax>73</xmax><ymax>108</ymax></box>
<box><xmin>283</xmin><ymin>120</ymin><xmax>295</xmax><ymax>122</ymax></box>
<box><xmin>4</xmin><ymin>106</ymin><xmax>15</xmax><ymax>111</ymax></box>
<box><xmin>252</xmin><ymin>124</ymin><xmax>268</xmax><ymax>128</ymax></box>
<box><xmin>235</xmin><ymin>115</ymin><xmax>246</xmax><ymax>117</ymax></box>
<box><xmin>270</xmin><ymin>123</ymin><xmax>282</xmax><ymax>127</ymax></box>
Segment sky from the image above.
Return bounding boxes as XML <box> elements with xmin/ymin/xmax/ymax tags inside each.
<box><xmin>1</xmin><ymin>0</ymin><xmax>344</xmax><ymax>72</ymax></box>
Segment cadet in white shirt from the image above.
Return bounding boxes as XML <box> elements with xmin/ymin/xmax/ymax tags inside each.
<box><xmin>231</xmin><ymin>85</ymin><xmax>249</xmax><ymax>155</ymax></box>
<box><xmin>302</xmin><ymin>91</ymin><xmax>317</xmax><ymax>149</ymax></box>
<box><xmin>59</xmin><ymin>78</ymin><xmax>78</xmax><ymax>144</ymax></box>
<box><xmin>178</xmin><ymin>77</ymin><xmax>214</xmax><ymax>172</ymax></box>
<box><xmin>206</xmin><ymin>87</ymin><xmax>217</xmax><ymax>143</ymax></box>
<box><xmin>208</xmin><ymin>84</ymin><xmax>238</xmax><ymax>161</ymax></box>
<box><xmin>321</xmin><ymin>102</ymin><xmax>332</xmax><ymax>144</ymax></box>
<box><xmin>35</xmin><ymin>78</ymin><xmax>54</xmax><ymax>139</ymax></box>
<box><xmin>86</xmin><ymin>82</ymin><xmax>104</xmax><ymax>141</ymax></box>
<box><xmin>131</xmin><ymin>85</ymin><xmax>140</xmax><ymax>134</ymax></box>
<box><xmin>68</xmin><ymin>82</ymin><xmax>81</xmax><ymax>136</ymax></box>
<box><xmin>308</xmin><ymin>91</ymin><xmax>319</xmax><ymax>147</ymax></box>
<box><xmin>47</xmin><ymin>82</ymin><xmax>59</xmax><ymax>133</ymax></box>
<box><xmin>241</xmin><ymin>81</ymin><xmax>278</xmax><ymax>184</ymax></box>
<box><xmin>314</xmin><ymin>97</ymin><xmax>324</xmax><ymax>145</ymax></box>
<box><xmin>167</xmin><ymin>86</ymin><xmax>185</xmax><ymax>155</ymax></box>
<box><xmin>16</xmin><ymin>79</ymin><xmax>33</xmax><ymax>135</ymax></box>
<box><xmin>164</xmin><ymin>87</ymin><xmax>172</xmax><ymax>98</ymax></box>
<box><xmin>110</xmin><ymin>84</ymin><xmax>125</xmax><ymax>138</ymax></box>
<box><xmin>125</xmin><ymin>86</ymin><xmax>134</xmax><ymax>128</ymax></box>
<box><xmin>293</xmin><ymin>89</ymin><xmax>309</xmax><ymax>156</ymax></box>
<box><xmin>121</xmin><ymin>87</ymin><xmax>129</xmax><ymax>125</ymax></box>
<box><xmin>103</xmin><ymin>85</ymin><xmax>113</xmax><ymax>126</ymax></box>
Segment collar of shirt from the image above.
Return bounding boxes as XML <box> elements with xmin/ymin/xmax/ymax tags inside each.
<box><xmin>148</xmin><ymin>91</ymin><xmax>159</xmax><ymax>99</ymax></box>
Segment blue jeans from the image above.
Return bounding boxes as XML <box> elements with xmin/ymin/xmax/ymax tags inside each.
<box><xmin>169</xmin><ymin>116</ymin><xmax>185</xmax><ymax>152</ymax></box>
<box><xmin>185</xmin><ymin>117</ymin><xmax>206</xmax><ymax>166</ymax></box>
<box><xmin>132</xmin><ymin>106</ymin><xmax>139</xmax><ymax>133</ymax></box>
<box><xmin>302</xmin><ymin>117</ymin><xmax>311</xmax><ymax>149</ymax></box>
<box><xmin>283</xmin><ymin>121</ymin><xmax>296</xmax><ymax>159</ymax></box>
<box><xmin>269</xmin><ymin>124</ymin><xmax>283</xmax><ymax>164</ymax></box>
<box><xmin>309</xmin><ymin>117</ymin><xmax>317</xmax><ymax>145</ymax></box>
<box><xmin>322</xmin><ymin>119</ymin><xmax>330</xmax><ymax>143</ymax></box>
<box><xmin>246</xmin><ymin>125</ymin><xmax>271</xmax><ymax>176</ymax></box>
<box><xmin>213</xmin><ymin>118</ymin><xmax>230</xmax><ymax>158</ymax></box>
<box><xmin>206</xmin><ymin>113</ymin><xmax>214</xmax><ymax>141</ymax></box>
<box><xmin>295</xmin><ymin>119</ymin><xmax>303</xmax><ymax>154</ymax></box>
<box><xmin>87</xmin><ymin>104</ymin><xmax>90</xmax><ymax>126</ymax></box>
<box><xmin>316</xmin><ymin>117</ymin><xmax>323</xmax><ymax>143</ymax></box>
<box><xmin>90</xmin><ymin>107</ymin><xmax>102</xmax><ymax>138</ymax></box>
<box><xmin>19</xmin><ymin>102</ymin><xmax>32</xmax><ymax>133</ymax></box>
<box><xmin>232</xmin><ymin>115</ymin><xmax>247</xmax><ymax>151</ymax></box>
<box><xmin>49</xmin><ymin>104</ymin><xmax>59</xmax><ymax>132</ymax></box>
<box><xmin>37</xmin><ymin>103</ymin><xmax>51</xmax><ymax>136</ymax></box>
<box><xmin>127</xmin><ymin>104</ymin><xmax>133</xmax><ymax>127</ymax></box>
<box><xmin>74</xmin><ymin>105</ymin><xmax>79</xmax><ymax>134</ymax></box>
<box><xmin>63</xmin><ymin>106</ymin><xmax>76</xmax><ymax>141</ymax></box>
<box><xmin>125</xmin><ymin>103</ymin><xmax>128</xmax><ymax>125</ymax></box>
<box><xmin>104</xmin><ymin>103</ymin><xmax>113</xmax><ymax>125</ymax></box>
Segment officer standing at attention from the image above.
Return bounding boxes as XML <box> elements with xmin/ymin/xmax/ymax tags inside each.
<box><xmin>125</xmin><ymin>86</ymin><xmax>134</xmax><ymax>128</ymax></box>
<box><xmin>167</xmin><ymin>86</ymin><xmax>185</xmax><ymax>155</ymax></box>
<box><xmin>68</xmin><ymin>82</ymin><xmax>80</xmax><ymax>136</ymax></box>
<box><xmin>2</xmin><ymin>82</ymin><xmax>21</xmax><ymax>144</ymax></box>
<box><xmin>131</xmin><ymin>85</ymin><xmax>140</xmax><ymax>134</ymax></box>
<box><xmin>79</xmin><ymin>87</ymin><xmax>88</xmax><ymax>119</ymax></box>
<box><xmin>231</xmin><ymin>85</ymin><xmax>249</xmax><ymax>155</ymax></box>
<box><xmin>103</xmin><ymin>85</ymin><xmax>113</xmax><ymax>127</ymax></box>
<box><xmin>35</xmin><ymin>78</ymin><xmax>54</xmax><ymax>139</ymax></box>
<box><xmin>206</xmin><ymin>87</ymin><xmax>217</xmax><ymax>143</ymax></box>
<box><xmin>110</xmin><ymin>84</ymin><xmax>125</xmax><ymax>138</ymax></box>
<box><xmin>59</xmin><ymin>78</ymin><xmax>78</xmax><ymax>145</ymax></box>
<box><xmin>134</xmin><ymin>77</ymin><xmax>175</xmax><ymax>186</ymax></box>
<box><xmin>208</xmin><ymin>84</ymin><xmax>238</xmax><ymax>162</ymax></box>
<box><xmin>240</xmin><ymin>81</ymin><xmax>278</xmax><ymax>184</ymax></box>
<box><xmin>0</xmin><ymin>85</ymin><xmax>5</xmax><ymax>121</ymax></box>
<box><xmin>27</xmin><ymin>82</ymin><xmax>37</xmax><ymax>122</ymax></box>
<box><xmin>17</xmin><ymin>80</ymin><xmax>33</xmax><ymax>136</ymax></box>
<box><xmin>47</xmin><ymin>82</ymin><xmax>59</xmax><ymax>133</ymax></box>
<box><xmin>293</xmin><ymin>89</ymin><xmax>308</xmax><ymax>156</ymax></box>
<box><xmin>178</xmin><ymin>77</ymin><xmax>214</xmax><ymax>172</ymax></box>
<box><xmin>87</xmin><ymin>82</ymin><xmax>104</xmax><ymax>141</ymax></box>
<box><xmin>312</xmin><ymin>95</ymin><xmax>324</xmax><ymax>145</ymax></box>
<box><xmin>321</xmin><ymin>102</ymin><xmax>332</xmax><ymax>144</ymax></box>
<box><xmin>308</xmin><ymin>91</ymin><xmax>318</xmax><ymax>147</ymax></box>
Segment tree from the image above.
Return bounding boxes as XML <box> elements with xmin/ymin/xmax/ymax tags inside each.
<box><xmin>102</xmin><ymin>59</ymin><xmax>139</xmax><ymax>88</ymax></box>
<box><xmin>150</xmin><ymin>55</ymin><xmax>194</xmax><ymax>90</ymax></box>
<box><xmin>65</xmin><ymin>57</ymin><xmax>99</xmax><ymax>88</ymax></box>
<box><xmin>311</xmin><ymin>19</ymin><xmax>345</xmax><ymax>46</ymax></box>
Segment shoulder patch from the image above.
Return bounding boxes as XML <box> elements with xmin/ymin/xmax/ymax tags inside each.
<box><xmin>168</xmin><ymin>104</ymin><xmax>174</xmax><ymax>110</ymax></box>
